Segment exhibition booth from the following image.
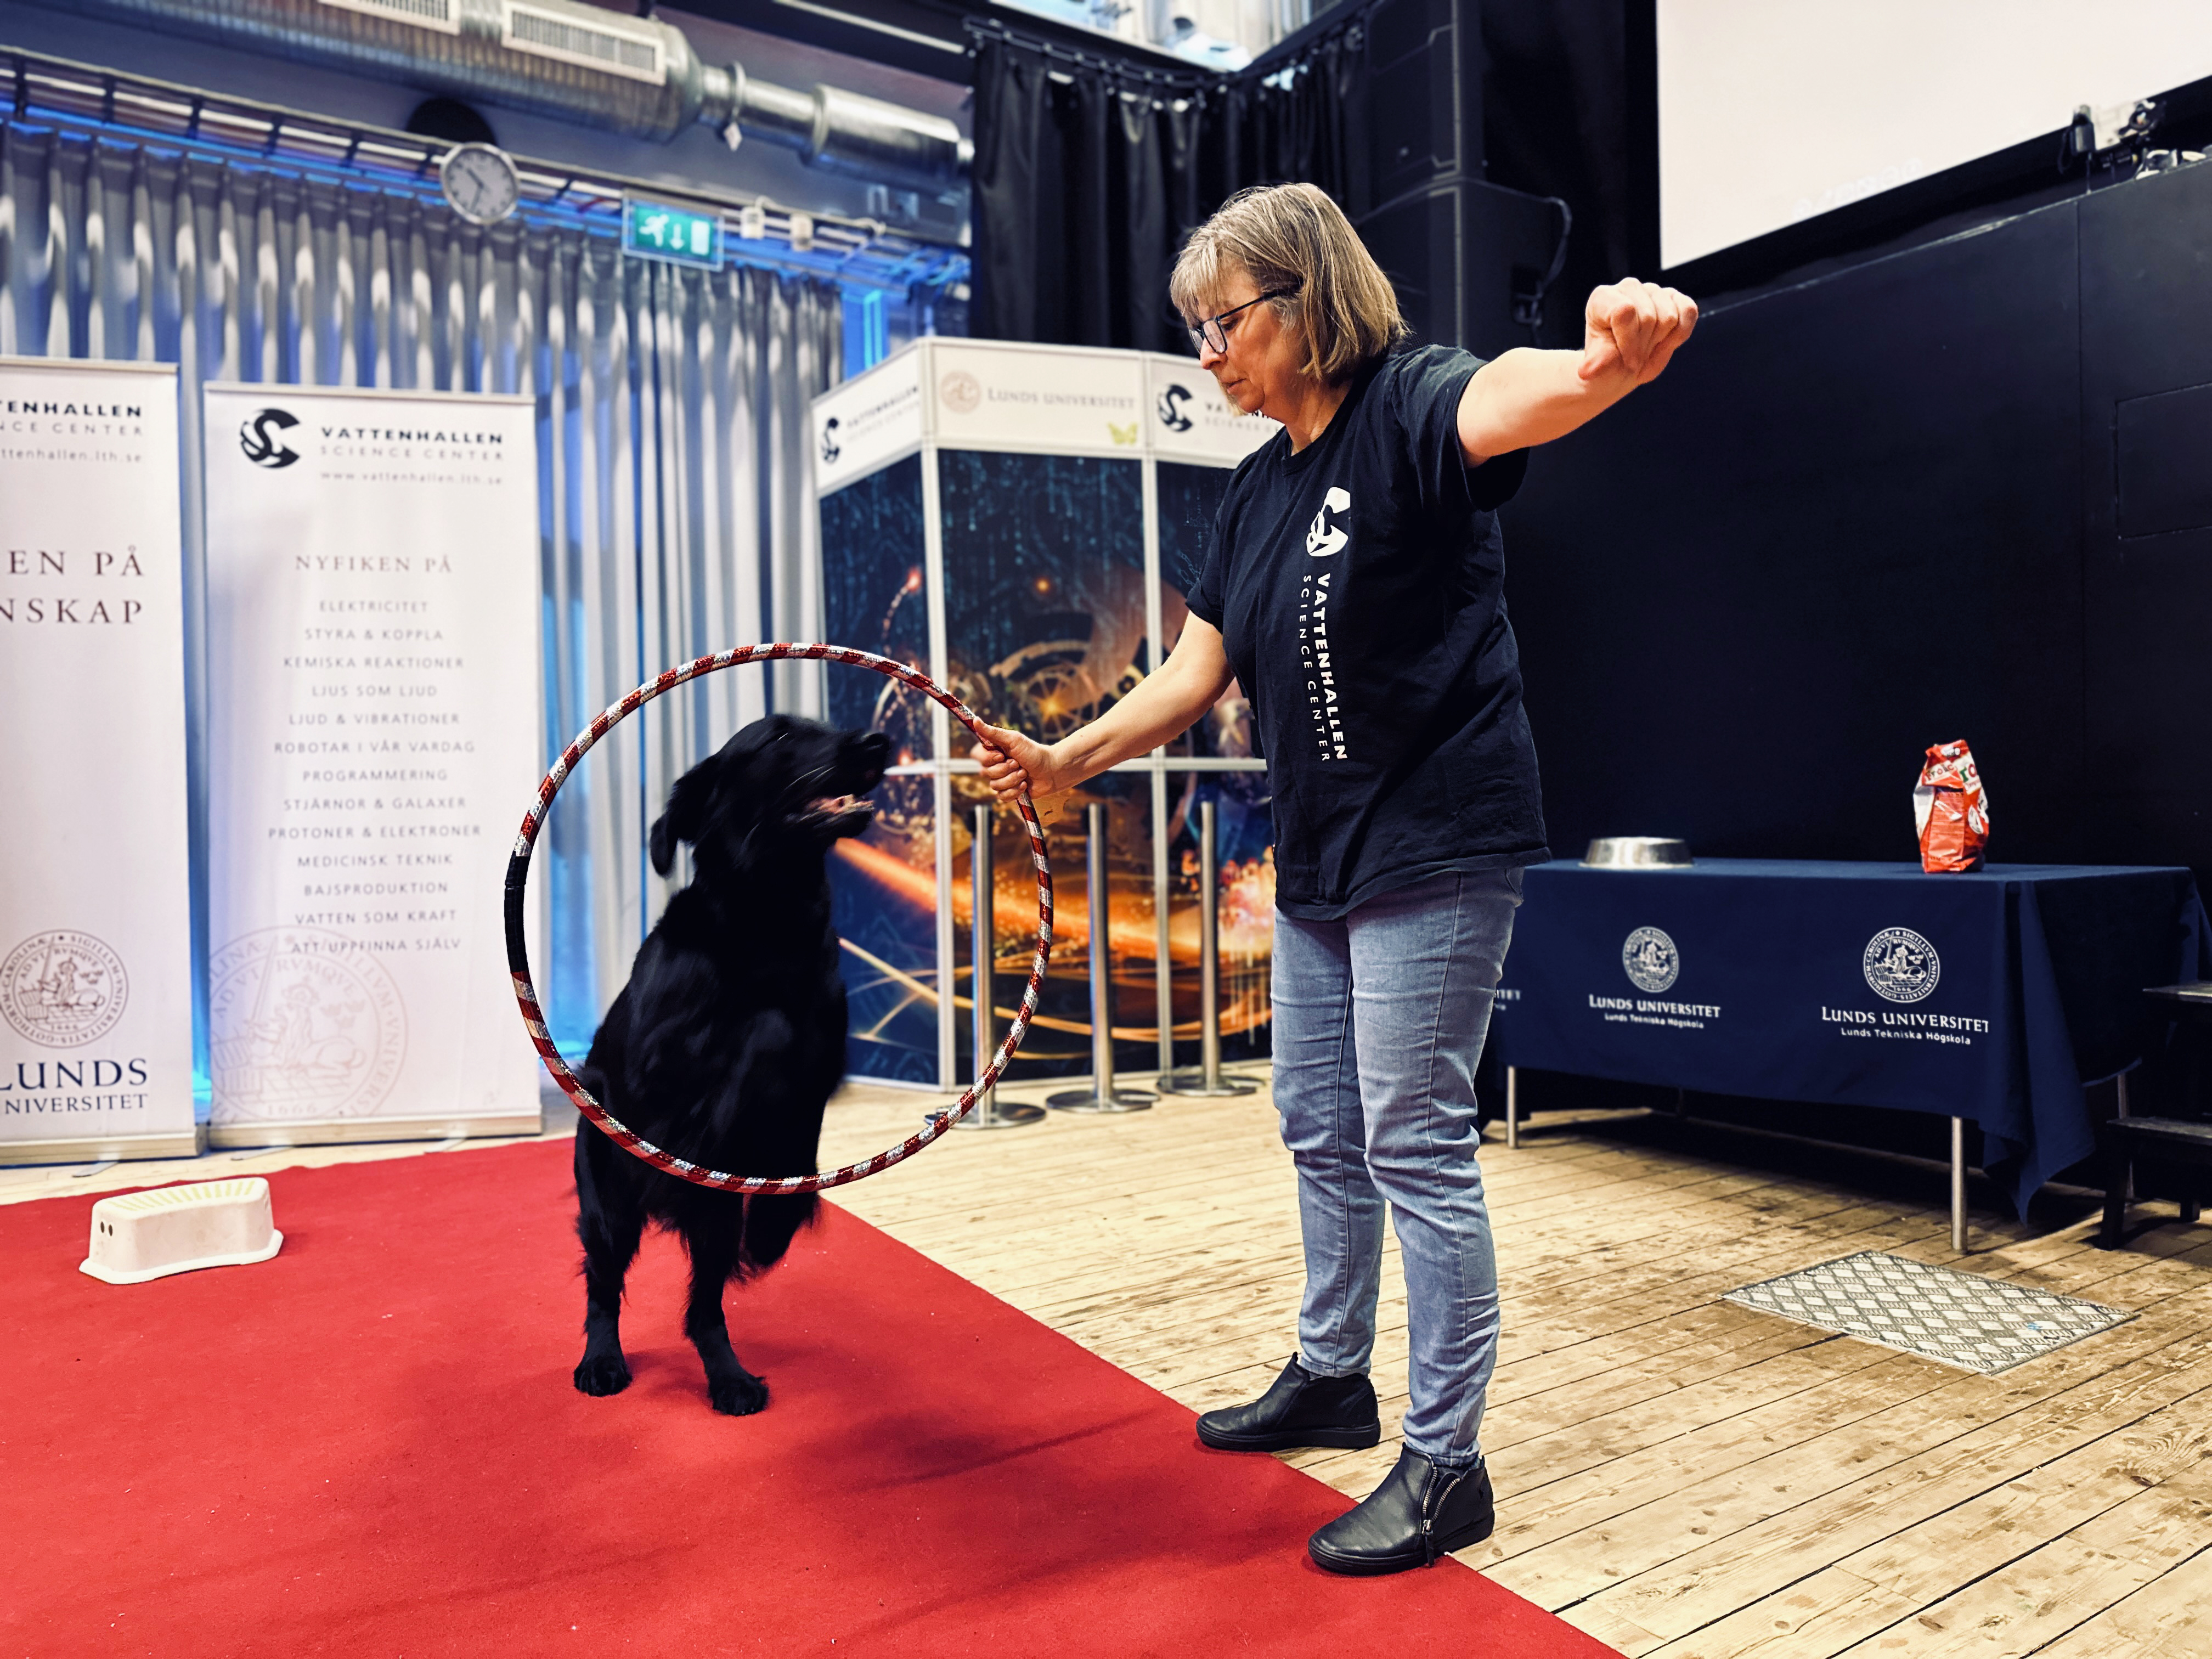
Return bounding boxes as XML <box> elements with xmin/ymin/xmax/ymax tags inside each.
<box><xmin>8</xmin><ymin>0</ymin><xmax>2212</xmax><ymax>1652</ymax></box>
<box><xmin>809</xmin><ymin>336</ymin><xmax>1275</xmax><ymax>1091</ymax></box>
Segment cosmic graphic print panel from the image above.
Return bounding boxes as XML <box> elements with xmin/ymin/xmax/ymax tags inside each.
<box><xmin>819</xmin><ymin>453</ymin><xmax>932</xmax><ymax>755</ymax></box>
<box><xmin>939</xmin><ymin>451</ymin><xmax>1159</xmax><ymax>1080</ymax></box>
<box><xmin>1155</xmin><ymin>461</ymin><xmax>1261</xmax><ymax>767</ymax></box>
<box><xmin>937</xmin><ymin>450</ymin><xmax>1150</xmax><ymax>736</ymax></box>
<box><xmin>1161</xmin><ymin>774</ymin><xmax>1276</xmax><ymax>1066</ymax></box>
<box><xmin>951</xmin><ymin>770</ymin><xmax>1159</xmax><ymax>1084</ymax></box>
<box><xmin>814</xmin><ymin>441</ymin><xmax>1276</xmax><ymax>1088</ymax></box>
<box><xmin>1156</xmin><ymin>459</ymin><xmax>1228</xmax><ymax>600</ymax></box>
<box><xmin>820</xmin><ymin>455</ymin><xmax>939</xmax><ymax>1085</ymax></box>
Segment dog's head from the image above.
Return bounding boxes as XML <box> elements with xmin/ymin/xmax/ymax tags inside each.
<box><xmin>649</xmin><ymin>714</ymin><xmax>891</xmax><ymax>878</ymax></box>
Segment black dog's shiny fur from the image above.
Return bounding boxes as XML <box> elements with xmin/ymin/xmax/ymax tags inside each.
<box><xmin>571</xmin><ymin>713</ymin><xmax>889</xmax><ymax>1415</ymax></box>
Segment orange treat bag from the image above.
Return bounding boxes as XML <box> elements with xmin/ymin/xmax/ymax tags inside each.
<box><xmin>1914</xmin><ymin>740</ymin><xmax>1989</xmax><ymax>873</ymax></box>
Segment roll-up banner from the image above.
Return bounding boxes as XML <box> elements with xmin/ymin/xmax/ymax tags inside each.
<box><xmin>202</xmin><ymin>385</ymin><xmax>542</xmax><ymax>1147</ymax></box>
<box><xmin>0</xmin><ymin>359</ymin><xmax>200</xmax><ymax>1164</ymax></box>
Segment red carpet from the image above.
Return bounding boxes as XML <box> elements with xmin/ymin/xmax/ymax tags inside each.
<box><xmin>3</xmin><ymin>1140</ymin><xmax>1618</xmax><ymax>1657</ymax></box>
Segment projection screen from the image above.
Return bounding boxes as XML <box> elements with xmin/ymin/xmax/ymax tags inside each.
<box><xmin>1659</xmin><ymin>0</ymin><xmax>2212</xmax><ymax>269</ymax></box>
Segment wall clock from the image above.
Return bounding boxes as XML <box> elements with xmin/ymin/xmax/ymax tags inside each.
<box><xmin>439</xmin><ymin>143</ymin><xmax>521</xmax><ymax>227</ymax></box>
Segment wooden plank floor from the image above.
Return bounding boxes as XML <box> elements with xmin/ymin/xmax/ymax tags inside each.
<box><xmin>13</xmin><ymin>1072</ymin><xmax>2211</xmax><ymax>1656</ymax></box>
<box><xmin>816</xmin><ymin>1074</ymin><xmax>2212</xmax><ymax>1659</ymax></box>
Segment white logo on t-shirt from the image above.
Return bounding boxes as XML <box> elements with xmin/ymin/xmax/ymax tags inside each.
<box><xmin>1305</xmin><ymin>487</ymin><xmax>1351</xmax><ymax>557</ymax></box>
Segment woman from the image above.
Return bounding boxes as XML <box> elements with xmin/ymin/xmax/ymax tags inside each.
<box><xmin>974</xmin><ymin>183</ymin><xmax>1696</xmax><ymax>1575</ymax></box>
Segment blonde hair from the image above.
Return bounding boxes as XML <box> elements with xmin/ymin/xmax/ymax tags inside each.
<box><xmin>1169</xmin><ymin>183</ymin><xmax>1406</xmax><ymax>382</ymax></box>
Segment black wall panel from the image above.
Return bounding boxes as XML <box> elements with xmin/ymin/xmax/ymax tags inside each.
<box><xmin>1502</xmin><ymin>204</ymin><xmax>2087</xmax><ymax>867</ymax></box>
<box><xmin>1503</xmin><ymin>160</ymin><xmax>2212</xmax><ymax>884</ymax></box>
<box><xmin>2080</xmin><ymin>162</ymin><xmax>2212</xmax><ymax>875</ymax></box>
<box><xmin>2115</xmin><ymin>386</ymin><xmax>2212</xmax><ymax>538</ymax></box>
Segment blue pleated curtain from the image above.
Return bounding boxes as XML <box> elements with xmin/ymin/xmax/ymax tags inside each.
<box><xmin>0</xmin><ymin>121</ymin><xmax>843</xmax><ymax>1060</ymax></box>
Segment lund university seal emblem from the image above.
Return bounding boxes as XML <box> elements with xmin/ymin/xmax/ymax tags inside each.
<box><xmin>1621</xmin><ymin>927</ymin><xmax>1680</xmax><ymax>994</ymax></box>
<box><xmin>938</xmin><ymin>370</ymin><xmax>982</xmax><ymax>414</ymax></box>
<box><xmin>1</xmin><ymin>930</ymin><xmax>129</xmax><ymax>1047</ymax></box>
<box><xmin>210</xmin><ymin>927</ymin><xmax>406</xmax><ymax>1120</ymax></box>
<box><xmin>1863</xmin><ymin>927</ymin><xmax>1940</xmax><ymax>1003</ymax></box>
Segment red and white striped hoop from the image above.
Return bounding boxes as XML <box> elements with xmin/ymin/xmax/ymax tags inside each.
<box><xmin>503</xmin><ymin>643</ymin><xmax>1052</xmax><ymax>1193</ymax></box>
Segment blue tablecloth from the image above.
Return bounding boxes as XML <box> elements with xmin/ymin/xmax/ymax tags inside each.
<box><xmin>1487</xmin><ymin>860</ymin><xmax>2212</xmax><ymax>1214</ymax></box>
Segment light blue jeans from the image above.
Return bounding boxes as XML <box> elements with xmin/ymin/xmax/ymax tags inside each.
<box><xmin>1270</xmin><ymin>868</ymin><xmax>1521</xmax><ymax>1470</ymax></box>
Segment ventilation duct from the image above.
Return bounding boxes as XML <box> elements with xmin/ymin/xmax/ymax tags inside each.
<box><xmin>30</xmin><ymin>0</ymin><xmax>970</xmax><ymax>185</ymax></box>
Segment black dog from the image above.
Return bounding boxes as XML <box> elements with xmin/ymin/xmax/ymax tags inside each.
<box><xmin>571</xmin><ymin>713</ymin><xmax>889</xmax><ymax>1415</ymax></box>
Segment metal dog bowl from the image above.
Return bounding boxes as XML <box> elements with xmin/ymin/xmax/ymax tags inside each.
<box><xmin>1582</xmin><ymin>837</ymin><xmax>1694</xmax><ymax>868</ymax></box>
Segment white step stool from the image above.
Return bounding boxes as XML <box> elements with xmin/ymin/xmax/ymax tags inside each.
<box><xmin>80</xmin><ymin>1178</ymin><xmax>284</xmax><ymax>1285</ymax></box>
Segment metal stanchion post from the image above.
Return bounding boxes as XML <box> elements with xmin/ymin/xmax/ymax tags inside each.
<box><xmin>1158</xmin><ymin>799</ymin><xmax>1256</xmax><ymax>1097</ymax></box>
<box><xmin>1048</xmin><ymin>803</ymin><xmax>1154</xmax><ymax>1113</ymax></box>
<box><xmin>2117</xmin><ymin>1069</ymin><xmax>2134</xmax><ymax>1200</ymax></box>
<box><xmin>1951</xmin><ymin>1115</ymin><xmax>1968</xmax><ymax>1254</ymax></box>
<box><xmin>1505</xmin><ymin>1065</ymin><xmax>1520</xmax><ymax>1149</ymax></box>
<box><xmin>946</xmin><ymin>803</ymin><xmax>1042</xmax><ymax>1130</ymax></box>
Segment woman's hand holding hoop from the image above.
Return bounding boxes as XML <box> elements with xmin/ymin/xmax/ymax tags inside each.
<box><xmin>970</xmin><ymin>620</ymin><xmax>1235</xmax><ymax>817</ymax></box>
<box><xmin>972</xmin><ymin>723</ymin><xmax>1069</xmax><ymax>810</ymax></box>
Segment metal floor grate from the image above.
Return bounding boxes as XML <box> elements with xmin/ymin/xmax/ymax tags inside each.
<box><xmin>1725</xmin><ymin>1251</ymin><xmax>2131</xmax><ymax>1374</ymax></box>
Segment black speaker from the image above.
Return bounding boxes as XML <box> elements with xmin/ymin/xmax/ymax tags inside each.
<box><xmin>1353</xmin><ymin>0</ymin><xmax>1565</xmax><ymax>356</ymax></box>
<box><xmin>1357</xmin><ymin>178</ymin><xmax>1562</xmax><ymax>357</ymax></box>
<box><xmin>1364</xmin><ymin>0</ymin><xmax>1483</xmax><ymax>205</ymax></box>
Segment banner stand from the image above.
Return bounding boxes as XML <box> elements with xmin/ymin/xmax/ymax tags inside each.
<box><xmin>206</xmin><ymin>1113</ymin><xmax>535</xmax><ymax>1150</ymax></box>
<box><xmin>2</xmin><ymin>358</ymin><xmax>202</xmax><ymax>1167</ymax></box>
<box><xmin>202</xmin><ymin>383</ymin><xmax>545</xmax><ymax>1151</ymax></box>
<box><xmin>0</xmin><ymin>1126</ymin><xmax>209</xmax><ymax>1167</ymax></box>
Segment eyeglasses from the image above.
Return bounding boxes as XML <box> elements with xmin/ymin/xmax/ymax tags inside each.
<box><xmin>1183</xmin><ymin>286</ymin><xmax>1300</xmax><ymax>355</ymax></box>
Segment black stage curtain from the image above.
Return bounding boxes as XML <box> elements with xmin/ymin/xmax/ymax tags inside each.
<box><xmin>970</xmin><ymin>23</ymin><xmax>1369</xmax><ymax>351</ymax></box>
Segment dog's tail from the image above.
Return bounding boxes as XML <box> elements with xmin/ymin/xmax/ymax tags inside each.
<box><xmin>738</xmin><ymin>1191</ymin><xmax>820</xmax><ymax>1273</ymax></box>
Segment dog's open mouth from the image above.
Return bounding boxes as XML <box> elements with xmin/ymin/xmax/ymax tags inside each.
<box><xmin>795</xmin><ymin>792</ymin><xmax>877</xmax><ymax>833</ymax></box>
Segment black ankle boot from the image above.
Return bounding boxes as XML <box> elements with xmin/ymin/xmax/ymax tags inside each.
<box><xmin>1195</xmin><ymin>1355</ymin><xmax>1381</xmax><ymax>1453</ymax></box>
<box><xmin>1307</xmin><ymin>1446</ymin><xmax>1495</xmax><ymax>1575</ymax></box>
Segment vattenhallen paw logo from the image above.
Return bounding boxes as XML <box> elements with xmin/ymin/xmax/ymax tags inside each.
<box><xmin>1305</xmin><ymin>487</ymin><xmax>1351</xmax><ymax>557</ymax></box>
<box><xmin>1156</xmin><ymin>382</ymin><xmax>1194</xmax><ymax>432</ymax></box>
<box><xmin>1</xmin><ymin>930</ymin><xmax>129</xmax><ymax>1048</ymax></box>
<box><xmin>1622</xmin><ymin>927</ymin><xmax>1680</xmax><ymax>994</ymax></box>
<box><xmin>819</xmin><ymin>416</ymin><xmax>841</xmax><ymax>465</ymax></box>
<box><xmin>240</xmin><ymin>407</ymin><xmax>302</xmax><ymax>469</ymax></box>
<box><xmin>1864</xmin><ymin>927</ymin><xmax>1940</xmax><ymax>1003</ymax></box>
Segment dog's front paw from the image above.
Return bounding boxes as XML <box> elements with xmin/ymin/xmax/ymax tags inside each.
<box><xmin>707</xmin><ymin>1369</ymin><xmax>770</xmax><ymax>1416</ymax></box>
<box><xmin>574</xmin><ymin>1351</ymin><xmax>633</xmax><ymax>1396</ymax></box>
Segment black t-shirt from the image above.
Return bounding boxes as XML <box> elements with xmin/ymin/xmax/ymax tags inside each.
<box><xmin>1185</xmin><ymin>345</ymin><xmax>1549</xmax><ymax>920</ymax></box>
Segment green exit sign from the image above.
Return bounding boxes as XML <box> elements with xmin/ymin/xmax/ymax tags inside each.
<box><xmin>622</xmin><ymin>196</ymin><xmax>723</xmax><ymax>269</ymax></box>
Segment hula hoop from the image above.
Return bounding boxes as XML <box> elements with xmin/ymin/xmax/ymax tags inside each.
<box><xmin>504</xmin><ymin>643</ymin><xmax>1053</xmax><ymax>1194</ymax></box>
